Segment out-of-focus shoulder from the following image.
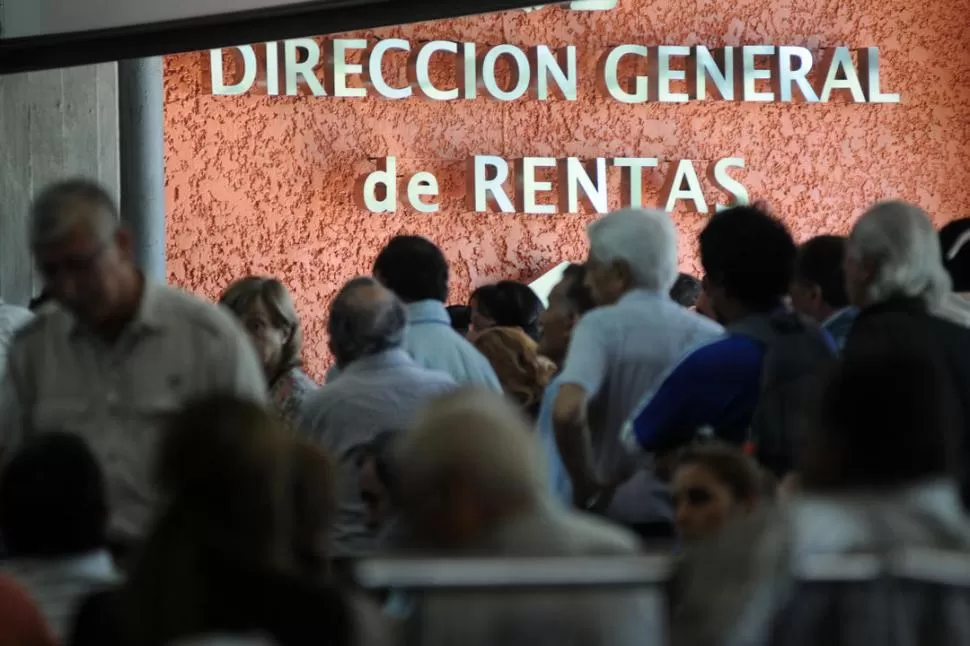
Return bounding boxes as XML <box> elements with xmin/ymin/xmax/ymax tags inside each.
<box><xmin>10</xmin><ymin>308</ymin><xmax>68</xmax><ymax>347</ymax></box>
<box><xmin>152</xmin><ymin>284</ymin><xmax>243</xmax><ymax>339</ymax></box>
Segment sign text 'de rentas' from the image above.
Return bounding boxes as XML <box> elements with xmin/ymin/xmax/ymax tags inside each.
<box><xmin>209</xmin><ymin>39</ymin><xmax>899</xmax><ymax>104</ymax></box>
<box><xmin>359</xmin><ymin>156</ymin><xmax>748</xmax><ymax>215</ymax></box>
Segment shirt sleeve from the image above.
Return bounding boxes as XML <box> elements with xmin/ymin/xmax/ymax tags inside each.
<box><xmin>621</xmin><ymin>338</ymin><xmax>761</xmax><ymax>455</ymax></box>
<box><xmin>557</xmin><ymin>315</ymin><xmax>610</xmax><ymax>395</ymax></box>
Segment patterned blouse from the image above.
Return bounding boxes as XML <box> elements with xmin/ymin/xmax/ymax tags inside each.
<box><xmin>269</xmin><ymin>366</ymin><xmax>318</xmax><ymax>429</ymax></box>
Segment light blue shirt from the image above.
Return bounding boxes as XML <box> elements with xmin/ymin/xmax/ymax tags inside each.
<box><xmin>324</xmin><ymin>301</ymin><xmax>500</xmax><ymax>392</ymax></box>
<box><xmin>536</xmin><ymin>375</ymin><xmax>572</xmax><ymax>506</ymax></box>
<box><xmin>557</xmin><ymin>289</ymin><xmax>723</xmax><ymax>525</ymax></box>
<box><xmin>402</xmin><ymin>300</ymin><xmax>501</xmax><ymax>391</ymax></box>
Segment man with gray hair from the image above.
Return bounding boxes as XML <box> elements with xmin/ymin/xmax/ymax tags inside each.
<box><xmin>552</xmin><ymin>208</ymin><xmax>723</xmax><ymax>534</ymax></box>
<box><xmin>395</xmin><ymin>388</ymin><xmax>659</xmax><ymax>646</ymax></box>
<box><xmin>299</xmin><ymin>277</ymin><xmax>455</xmax><ymax>557</ymax></box>
<box><xmin>843</xmin><ymin>200</ymin><xmax>970</xmax><ymax>507</ymax></box>
<box><xmin>0</xmin><ymin>178</ymin><xmax>267</xmax><ymax>549</ymax></box>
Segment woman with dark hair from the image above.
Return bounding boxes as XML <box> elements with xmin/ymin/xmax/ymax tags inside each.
<box><xmin>69</xmin><ymin>396</ymin><xmax>368</xmax><ymax>646</ymax></box>
<box><xmin>670</xmin><ymin>443</ymin><xmax>764</xmax><ymax>544</ymax></box>
<box><xmin>469</xmin><ymin>281</ymin><xmax>544</xmax><ymax>341</ymax></box>
<box><xmin>219</xmin><ymin>277</ymin><xmax>317</xmax><ymax>427</ymax></box>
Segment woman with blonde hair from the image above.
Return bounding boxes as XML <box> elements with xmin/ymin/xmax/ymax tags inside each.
<box><xmin>472</xmin><ymin>327</ymin><xmax>556</xmax><ymax>420</ymax></box>
<box><xmin>69</xmin><ymin>396</ymin><xmax>356</xmax><ymax>646</ymax></box>
<box><xmin>219</xmin><ymin>277</ymin><xmax>317</xmax><ymax>427</ymax></box>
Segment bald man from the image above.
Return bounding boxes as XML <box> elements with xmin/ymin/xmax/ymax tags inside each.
<box><xmin>299</xmin><ymin>277</ymin><xmax>456</xmax><ymax>558</ymax></box>
<box><xmin>0</xmin><ymin>179</ymin><xmax>266</xmax><ymax>547</ymax></box>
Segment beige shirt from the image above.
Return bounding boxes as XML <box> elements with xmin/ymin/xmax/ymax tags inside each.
<box><xmin>0</xmin><ymin>282</ymin><xmax>267</xmax><ymax>540</ymax></box>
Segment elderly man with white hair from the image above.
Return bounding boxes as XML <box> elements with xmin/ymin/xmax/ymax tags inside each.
<box><xmin>552</xmin><ymin>208</ymin><xmax>723</xmax><ymax>535</ymax></box>
<box><xmin>842</xmin><ymin>200</ymin><xmax>970</xmax><ymax>508</ymax></box>
<box><xmin>394</xmin><ymin>388</ymin><xmax>660</xmax><ymax>646</ymax></box>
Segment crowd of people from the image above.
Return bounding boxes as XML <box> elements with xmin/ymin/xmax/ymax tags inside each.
<box><xmin>0</xmin><ymin>177</ymin><xmax>968</xmax><ymax>645</ymax></box>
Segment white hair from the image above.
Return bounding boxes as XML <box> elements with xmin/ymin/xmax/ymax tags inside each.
<box><xmin>395</xmin><ymin>388</ymin><xmax>546</xmax><ymax>506</ymax></box>
<box><xmin>848</xmin><ymin>201</ymin><xmax>951</xmax><ymax>307</ymax></box>
<box><xmin>586</xmin><ymin>207</ymin><xmax>678</xmax><ymax>293</ymax></box>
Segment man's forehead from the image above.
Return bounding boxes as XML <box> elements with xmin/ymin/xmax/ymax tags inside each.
<box><xmin>35</xmin><ymin>198</ymin><xmax>113</xmax><ymax>244</ymax></box>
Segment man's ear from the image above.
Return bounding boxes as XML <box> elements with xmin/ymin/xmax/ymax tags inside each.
<box><xmin>614</xmin><ymin>260</ymin><xmax>635</xmax><ymax>289</ymax></box>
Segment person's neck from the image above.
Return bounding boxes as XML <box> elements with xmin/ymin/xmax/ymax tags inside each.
<box><xmin>94</xmin><ymin>270</ymin><xmax>144</xmax><ymax>343</ymax></box>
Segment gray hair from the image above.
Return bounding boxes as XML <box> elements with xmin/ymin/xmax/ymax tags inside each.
<box><xmin>29</xmin><ymin>178</ymin><xmax>119</xmax><ymax>247</ymax></box>
<box><xmin>586</xmin><ymin>207</ymin><xmax>678</xmax><ymax>293</ymax></box>
<box><xmin>848</xmin><ymin>201</ymin><xmax>951</xmax><ymax>307</ymax></box>
<box><xmin>395</xmin><ymin>388</ymin><xmax>546</xmax><ymax>508</ymax></box>
<box><xmin>328</xmin><ymin>277</ymin><xmax>406</xmax><ymax>366</ymax></box>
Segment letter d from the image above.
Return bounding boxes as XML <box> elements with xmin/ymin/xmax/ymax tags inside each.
<box><xmin>210</xmin><ymin>46</ymin><xmax>258</xmax><ymax>96</ymax></box>
<box><xmin>356</xmin><ymin>157</ymin><xmax>398</xmax><ymax>213</ymax></box>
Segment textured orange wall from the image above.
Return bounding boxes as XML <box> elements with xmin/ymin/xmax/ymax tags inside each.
<box><xmin>164</xmin><ymin>0</ymin><xmax>970</xmax><ymax>378</ymax></box>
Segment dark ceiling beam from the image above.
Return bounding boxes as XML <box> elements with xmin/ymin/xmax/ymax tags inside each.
<box><xmin>0</xmin><ymin>0</ymin><xmax>546</xmax><ymax>74</ymax></box>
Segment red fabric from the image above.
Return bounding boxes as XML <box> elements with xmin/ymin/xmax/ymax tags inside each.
<box><xmin>0</xmin><ymin>574</ymin><xmax>57</xmax><ymax>646</ymax></box>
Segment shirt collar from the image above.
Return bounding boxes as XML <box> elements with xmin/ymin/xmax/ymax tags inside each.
<box><xmin>405</xmin><ymin>299</ymin><xmax>451</xmax><ymax>325</ymax></box>
<box><xmin>342</xmin><ymin>347</ymin><xmax>414</xmax><ymax>374</ymax></box>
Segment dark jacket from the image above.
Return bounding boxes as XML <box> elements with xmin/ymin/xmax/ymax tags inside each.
<box><xmin>843</xmin><ymin>297</ymin><xmax>970</xmax><ymax>508</ymax></box>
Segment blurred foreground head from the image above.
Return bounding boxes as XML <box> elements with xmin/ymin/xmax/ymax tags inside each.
<box><xmin>30</xmin><ymin>179</ymin><xmax>138</xmax><ymax>327</ymax></box>
<box><xmin>125</xmin><ymin>397</ymin><xmax>294</xmax><ymax>644</ymax></box>
<box><xmin>802</xmin><ymin>352</ymin><xmax>956</xmax><ymax>491</ymax></box>
<box><xmin>671</xmin><ymin>442</ymin><xmax>762</xmax><ymax>544</ymax></box>
<box><xmin>0</xmin><ymin>432</ymin><xmax>107</xmax><ymax>558</ymax></box>
<box><xmin>395</xmin><ymin>388</ymin><xmax>545</xmax><ymax>549</ymax></box>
